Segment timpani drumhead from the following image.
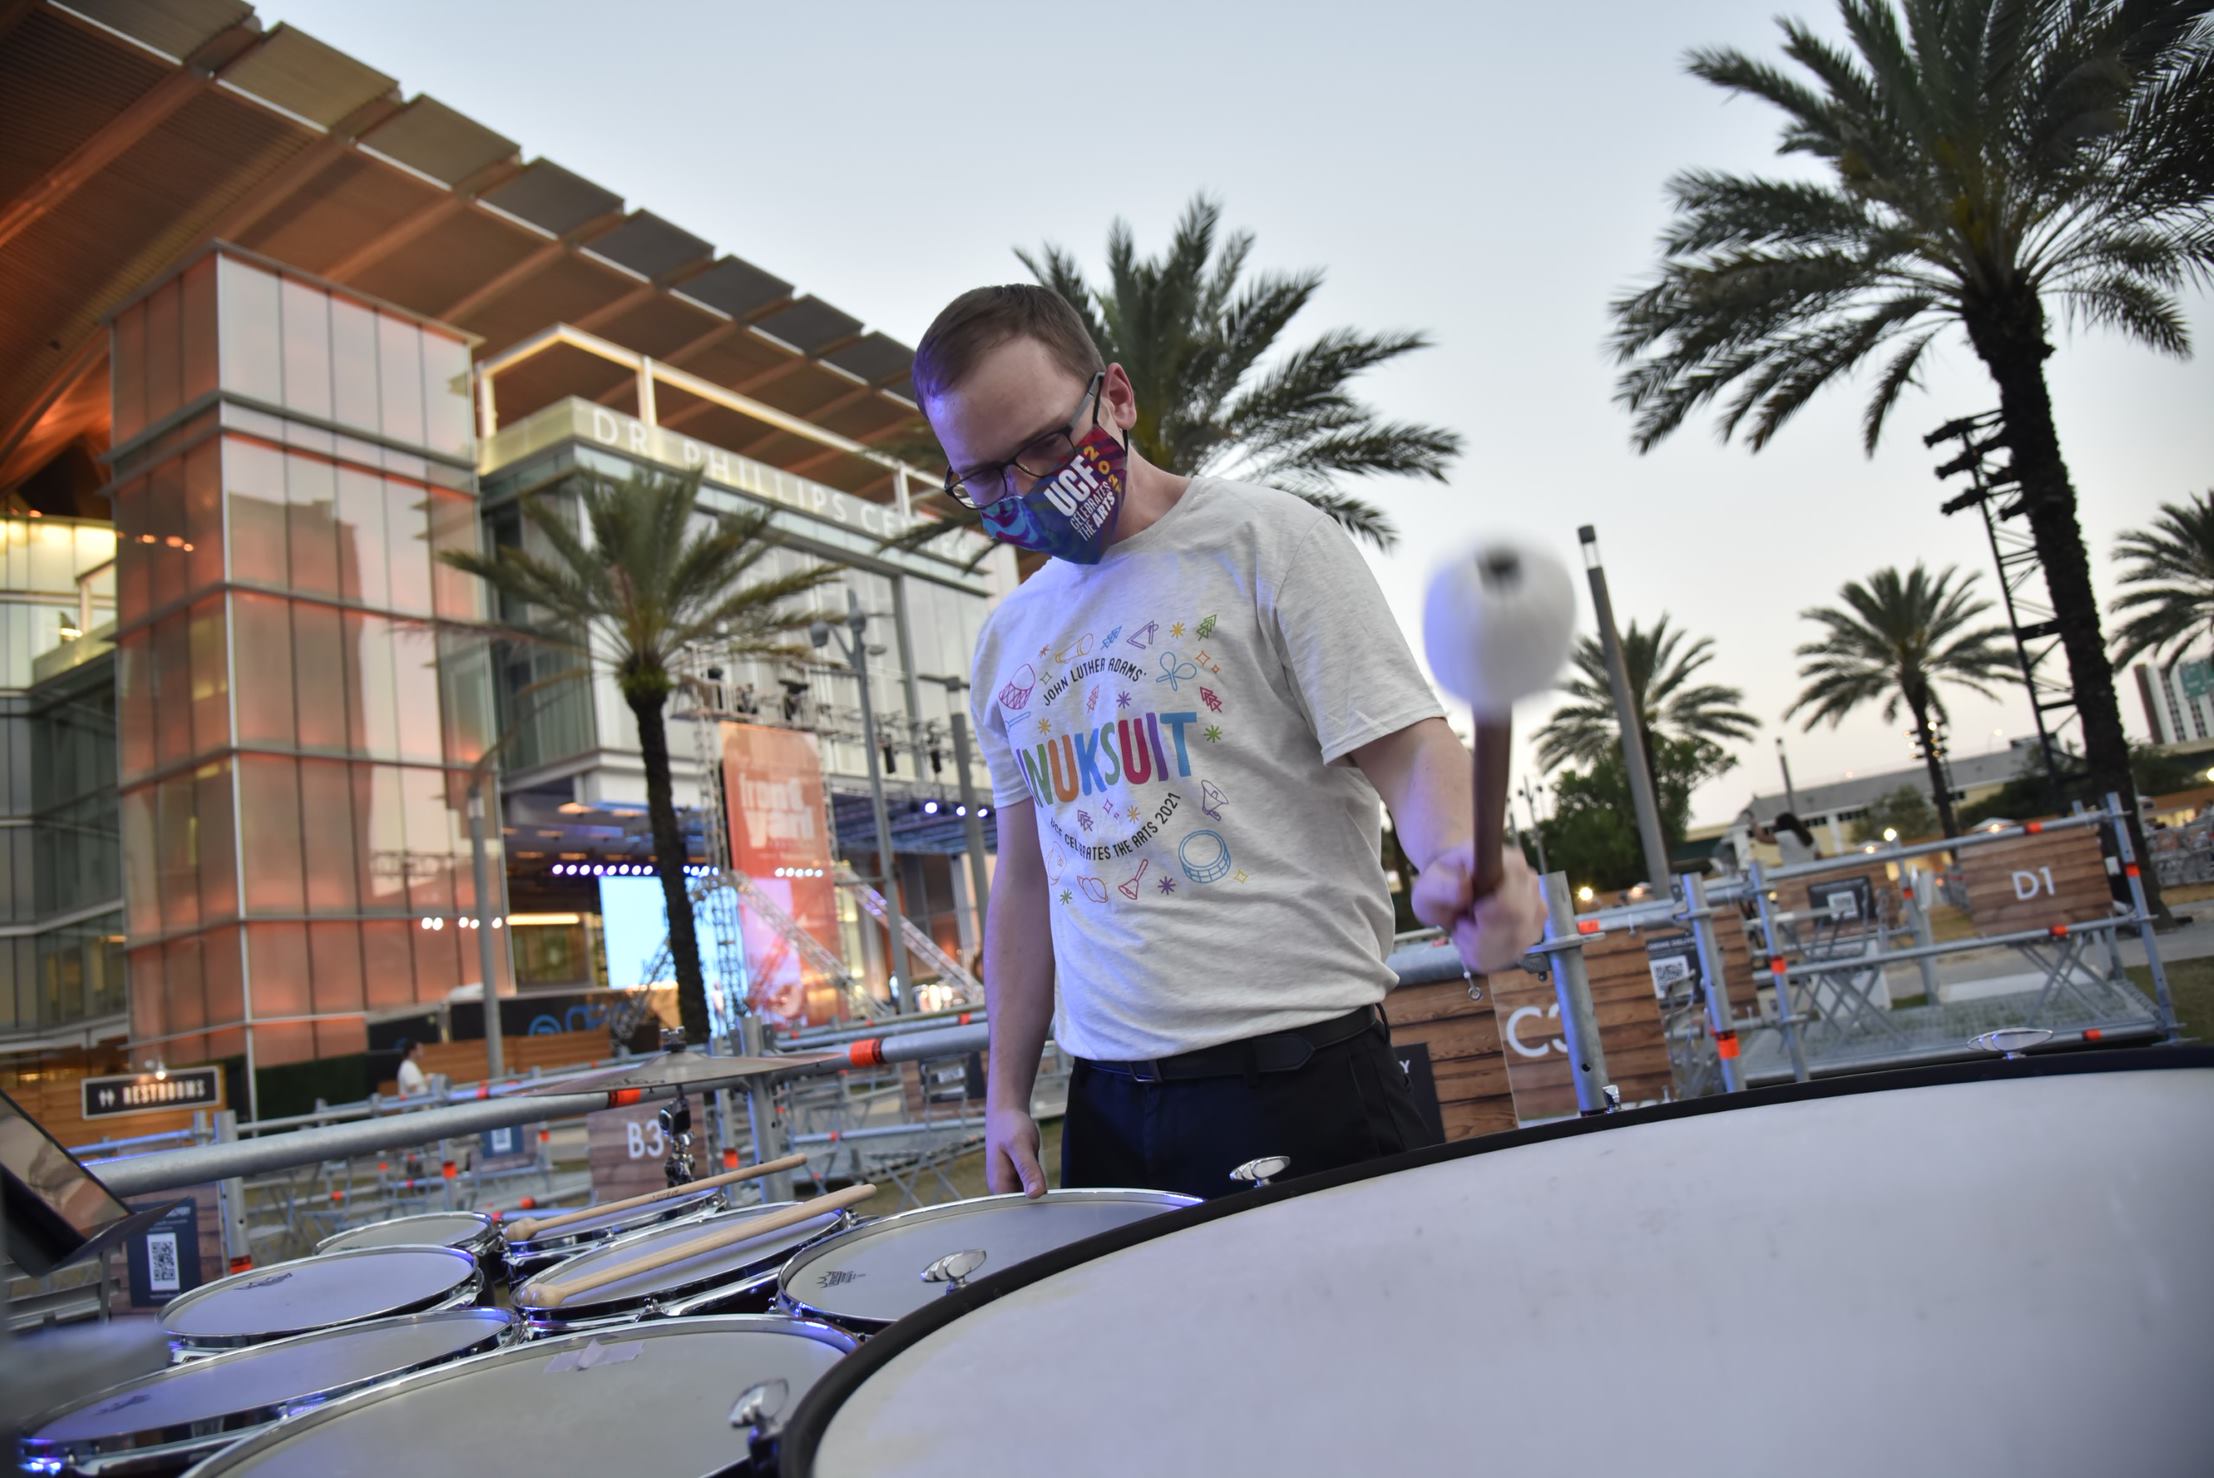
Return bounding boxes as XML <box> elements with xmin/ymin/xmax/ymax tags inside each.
<box><xmin>163</xmin><ymin>1247</ymin><xmax>481</xmax><ymax>1348</ymax></box>
<box><xmin>20</xmin><ymin>1309</ymin><xmax>514</xmax><ymax>1472</ymax></box>
<box><xmin>791</xmin><ymin>1058</ymin><xmax>2214</xmax><ymax>1477</ymax></box>
<box><xmin>778</xmin><ymin>1189</ymin><xmax>1195</xmax><ymax>1332</ymax></box>
<box><xmin>315</xmin><ymin>1211</ymin><xmax>495</xmax><ymax>1256</ymax></box>
<box><xmin>188</xmin><ymin>1316</ymin><xmax>856</xmax><ymax>1477</ymax></box>
<box><xmin>514</xmin><ymin>1204</ymin><xmax>848</xmax><ymax>1323</ymax></box>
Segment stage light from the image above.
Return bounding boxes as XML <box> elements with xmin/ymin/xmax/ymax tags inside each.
<box><xmin>923</xmin><ymin>798</ymin><xmax>941</xmax><ymax>816</ymax></box>
<box><xmin>955</xmin><ymin>804</ymin><xmax>968</xmax><ymax>817</ymax></box>
<box><xmin>1575</xmin><ymin>884</ymin><xmax>1595</xmax><ymax>903</ymax></box>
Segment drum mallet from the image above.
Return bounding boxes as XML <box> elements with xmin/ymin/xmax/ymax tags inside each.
<box><xmin>1421</xmin><ymin>536</ymin><xmax>1577</xmax><ymax>900</ymax></box>
<box><xmin>502</xmin><ymin>1153</ymin><xmax>809</xmax><ymax>1242</ymax></box>
<box><xmin>524</xmin><ymin>1184</ymin><xmax>877</xmax><ymax>1310</ymax></box>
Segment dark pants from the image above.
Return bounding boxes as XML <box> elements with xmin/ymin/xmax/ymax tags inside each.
<box><xmin>1061</xmin><ymin>1014</ymin><xmax>1438</xmax><ymax>1201</ymax></box>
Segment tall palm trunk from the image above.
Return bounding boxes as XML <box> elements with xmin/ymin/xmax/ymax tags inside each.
<box><xmin>1963</xmin><ymin>294</ymin><xmax>2166</xmax><ymax>918</ymax></box>
<box><xmin>1905</xmin><ymin>693</ymin><xmax>1959</xmax><ymax>839</ymax></box>
<box><xmin>626</xmin><ymin>686</ymin><xmax>711</xmax><ymax>1045</ymax></box>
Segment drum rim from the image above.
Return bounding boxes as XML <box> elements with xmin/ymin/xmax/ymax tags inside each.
<box><xmin>180</xmin><ymin>1314</ymin><xmax>859</xmax><ymax>1475</ymax></box>
<box><xmin>19</xmin><ymin>1307</ymin><xmax>517</xmax><ymax>1464</ymax></box>
<box><xmin>313</xmin><ymin>1209</ymin><xmax>497</xmax><ymax>1256</ymax></box>
<box><xmin>160</xmin><ymin>1245</ymin><xmax>484</xmax><ymax>1347</ymax></box>
<box><xmin>512</xmin><ymin>1201</ymin><xmax>849</xmax><ymax>1319</ymax></box>
<box><xmin>774</xmin><ymin>1047</ymin><xmax>2214</xmax><ymax>1476</ymax></box>
<box><xmin>498</xmin><ymin>1183</ymin><xmax>727</xmax><ymax>1257</ymax></box>
<box><xmin>774</xmin><ymin>1187</ymin><xmax>1198</xmax><ymax>1328</ymax></box>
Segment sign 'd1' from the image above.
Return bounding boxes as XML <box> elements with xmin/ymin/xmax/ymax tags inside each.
<box><xmin>2012</xmin><ymin>865</ymin><xmax>2057</xmax><ymax>902</ymax></box>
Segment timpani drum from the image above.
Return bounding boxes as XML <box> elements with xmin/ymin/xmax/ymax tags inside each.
<box><xmin>314</xmin><ymin>1210</ymin><xmax>501</xmax><ymax>1265</ymax></box>
<box><xmin>775</xmin><ymin>1189</ymin><xmax>1196</xmax><ymax>1336</ymax></box>
<box><xmin>18</xmin><ymin>1309</ymin><xmax>515</xmax><ymax>1476</ymax></box>
<box><xmin>512</xmin><ymin>1202</ymin><xmax>855</xmax><ymax>1338</ymax></box>
<box><xmin>499</xmin><ymin>1182</ymin><xmax>727</xmax><ymax>1281</ymax></box>
<box><xmin>783</xmin><ymin>1054</ymin><xmax>2214</xmax><ymax>1477</ymax></box>
<box><xmin>184</xmin><ymin>1316</ymin><xmax>857</xmax><ymax>1477</ymax></box>
<box><xmin>160</xmin><ymin>1247</ymin><xmax>485</xmax><ymax>1358</ymax></box>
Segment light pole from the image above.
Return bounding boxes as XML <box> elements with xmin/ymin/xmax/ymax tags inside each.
<box><xmin>465</xmin><ymin>768</ymin><xmax>507</xmax><ymax>1078</ymax></box>
<box><xmin>1775</xmin><ymin>734</ymin><xmax>1801</xmax><ymax>818</ymax></box>
<box><xmin>1578</xmin><ymin>526</ymin><xmax>1671</xmax><ymax>892</ymax></box>
<box><xmin>920</xmin><ymin>675</ymin><xmax>993</xmax><ymax>952</ymax></box>
<box><xmin>812</xmin><ymin>590</ymin><xmax>912</xmax><ymax>1011</ymax></box>
<box><xmin>1518</xmin><ymin>775</ymin><xmax>1550</xmax><ymax>877</ymax></box>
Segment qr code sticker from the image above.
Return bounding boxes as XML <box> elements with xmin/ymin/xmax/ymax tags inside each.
<box><xmin>148</xmin><ymin>1232</ymin><xmax>180</xmax><ymax>1294</ymax></box>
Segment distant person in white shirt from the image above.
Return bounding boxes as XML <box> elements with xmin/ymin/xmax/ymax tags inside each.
<box><xmin>393</xmin><ymin>1039</ymin><xmax>430</xmax><ymax>1099</ymax></box>
<box><xmin>1763</xmin><ymin>813</ymin><xmax>1821</xmax><ymax>867</ymax></box>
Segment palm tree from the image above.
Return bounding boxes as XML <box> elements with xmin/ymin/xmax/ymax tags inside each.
<box><xmin>2110</xmin><ymin>491</ymin><xmax>2214</xmax><ymax>668</ymax></box>
<box><xmin>893</xmin><ymin>195</ymin><xmax>1461</xmax><ymax>556</ymax></box>
<box><xmin>1787</xmin><ymin>564</ymin><xmax>2019</xmax><ymax>836</ymax></box>
<box><xmin>1533</xmin><ymin>614</ymin><xmax>1759</xmax><ymax>782</ymax></box>
<box><xmin>1609</xmin><ymin>0</ymin><xmax>2207</xmax><ymax>907</ymax></box>
<box><xmin>443</xmin><ymin>467</ymin><xmax>836</xmax><ymax>1046</ymax></box>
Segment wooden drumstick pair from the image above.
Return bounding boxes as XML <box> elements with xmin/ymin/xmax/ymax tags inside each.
<box><xmin>525</xmin><ymin>1183</ymin><xmax>877</xmax><ymax>1310</ymax></box>
<box><xmin>1422</xmin><ymin>540</ymin><xmax>1577</xmax><ymax>905</ymax></box>
<box><xmin>502</xmin><ymin>1153</ymin><xmax>809</xmax><ymax>1242</ymax></box>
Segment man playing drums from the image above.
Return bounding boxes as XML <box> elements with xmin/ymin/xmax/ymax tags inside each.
<box><xmin>915</xmin><ymin>286</ymin><xmax>1545</xmax><ymax>1200</ymax></box>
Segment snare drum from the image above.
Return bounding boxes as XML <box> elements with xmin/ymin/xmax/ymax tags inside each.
<box><xmin>315</xmin><ymin>1210</ymin><xmax>501</xmax><ymax>1266</ymax></box>
<box><xmin>499</xmin><ymin>1182</ymin><xmax>727</xmax><ymax>1281</ymax></box>
<box><xmin>783</xmin><ymin>1054</ymin><xmax>2214</xmax><ymax>1478</ymax></box>
<box><xmin>161</xmin><ymin>1246</ymin><xmax>485</xmax><ymax>1357</ymax></box>
<box><xmin>19</xmin><ymin>1309</ymin><xmax>514</xmax><ymax>1476</ymax></box>
<box><xmin>185</xmin><ymin>1316</ymin><xmax>856</xmax><ymax>1477</ymax></box>
<box><xmin>513</xmin><ymin>1202</ymin><xmax>854</xmax><ymax>1338</ymax></box>
<box><xmin>776</xmin><ymin>1189</ymin><xmax>1195</xmax><ymax>1336</ymax></box>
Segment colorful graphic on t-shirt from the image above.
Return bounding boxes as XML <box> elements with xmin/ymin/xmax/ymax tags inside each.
<box><xmin>996</xmin><ymin>613</ymin><xmax>1247</xmax><ymax>903</ymax></box>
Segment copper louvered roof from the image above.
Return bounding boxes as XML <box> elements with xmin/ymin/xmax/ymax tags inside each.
<box><xmin>0</xmin><ymin>0</ymin><xmax>932</xmax><ymax>499</ymax></box>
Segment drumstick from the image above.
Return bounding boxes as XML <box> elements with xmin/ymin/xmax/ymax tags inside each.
<box><xmin>1469</xmin><ymin>719</ymin><xmax>1512</xmax><ymax>901</ymax></box>
<box><xmin>525</xmin><ymin>1184</ymin><xmax>876</xmax><ymax>1310</ymax></box>
<box><xmin>503</xmin><ymin>1154</ymin><xmax>808</xmax><ymax>1242</ymax></box>
<box><xmin>1422</xmin><ymin>541</ymin><xmax>1577</xmax><ymax>905</ymax></box>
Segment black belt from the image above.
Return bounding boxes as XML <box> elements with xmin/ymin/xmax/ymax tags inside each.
<box><xmin>1081</xmin><ymin>1005</ymin><xmax>1382</xmax><ymax>1084</ymax></box>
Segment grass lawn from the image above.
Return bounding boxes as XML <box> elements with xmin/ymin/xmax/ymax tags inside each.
<box><xmin>2131</xmin><ymin>957</ymin><xmax>2213</xmax><ymax>1043</ymax></box>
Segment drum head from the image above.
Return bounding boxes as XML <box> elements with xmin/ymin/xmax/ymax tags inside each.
<box><xmin>317</xmin><ymin>1211</ymin><xmax>493</xmax><ymax>1255</ymax></box>
<box><xmin>163</xmin><ymin>1247</ymin><xmax>479</xmax><ymax>1344</ymax></box>
<box><xmin>502</xmin><ymin>1183</ymin><xmax>724</xmax><ymax>1259</ymax></box>
<box><xmin>778</xmin><ymin>1190</ymin><xmax>1194</xmax><ymax>1329</ymax></box>
<box><xmin>516</xmin><ymin>1204</ymin><xmax>845</xmax><ymax>1320</ymax></box>
<box><xmin>788</xmin><ymin>1058</ymin><xmax>2214</xmax><ymax>1477</ymax></box>
<box><xmin>189</xmin><ymin>1316</ymin><xmax>856</xmax><ymax>1477</ymax></box>
<box><xmin>22</xmin><ymin>1310</ymin><xmax>513</xmax><ymax>1465</ymax></box>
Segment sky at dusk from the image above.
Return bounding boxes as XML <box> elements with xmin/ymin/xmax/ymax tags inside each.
<box><xmin>272</xmin><ymin>0</ymin><xmax>2214</xmax><ymax>825</ymax></box>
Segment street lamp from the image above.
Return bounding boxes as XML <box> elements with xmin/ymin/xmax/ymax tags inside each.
<box><xmin>1882</xmin><ymin>827</ymin><xmax>1899</xmax><ymax>843</ymax></box>
<box><xmin>1575</xmin><ymin>884</ymin><xmax>1595</xmax><ymax>904</ymax></box>
<box><xmin>918</xmin><ymin>673</ymin><xmax>993</xmax><ymax>954</ymax></box>
<box><xmin>811</xmin><ymin>589</ymin><xmax>913</xmax><ymax>1010</ymax></box>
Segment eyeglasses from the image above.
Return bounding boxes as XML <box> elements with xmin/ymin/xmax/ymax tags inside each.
<box><xmin>941</xmin><ymin>372</ymin><xmax>1105</xmax><ymax>510</ymax></box>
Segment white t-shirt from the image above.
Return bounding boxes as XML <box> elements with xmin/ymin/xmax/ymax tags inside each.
<box><xmin>396</xmin><ymin>1058</ymin><xmax>429</xmax><ymax>1097</ymax></box>
<box><xmin>970</xmin><ymin>477</ymin><xmax>1443</xmax><ymax>1060</ymax></box>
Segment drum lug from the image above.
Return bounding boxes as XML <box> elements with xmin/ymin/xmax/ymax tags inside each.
<box><xmin>920</xmin><ymin>1248</ymin><xmax>989</xmax><ymax>1293</ymax></box>
<box><xmin>730</xmin><ymin>1376</ymin><xmax>790</xmax><ymax>1459</ymax></box>
<box><xmin>1229</xmin><ymin>1156</ymin><xmax>1291</xmax><ymax>1190</ymax></box>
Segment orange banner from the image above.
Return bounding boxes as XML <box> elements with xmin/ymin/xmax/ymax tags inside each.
<box><xmin>721</xmin><ymin>723</ymin><xmax>844</xmax><ymax>1025</ymax></box>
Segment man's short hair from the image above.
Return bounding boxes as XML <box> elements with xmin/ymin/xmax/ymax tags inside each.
<box><xmin>912</xmin><ymin>285</ymin><xmax>1103</xmax><ymax>406</ymax></box>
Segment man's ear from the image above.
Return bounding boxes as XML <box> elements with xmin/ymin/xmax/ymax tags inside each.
<box><xmin>1101</xmin><ymin>363</ymin><xmax>1139</xmax><ymax>432</ymax></box>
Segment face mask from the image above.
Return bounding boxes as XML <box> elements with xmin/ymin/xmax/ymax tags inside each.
<box><xmin>976</xmin><ymin>422</ymin><xmax>1128</xmax><ymax>565</ymax></box>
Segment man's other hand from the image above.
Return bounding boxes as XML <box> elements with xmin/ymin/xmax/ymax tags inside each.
<box><xmin>984</xmin><ymin>1105</ymin><xmax>1046</xmax><ymax>1198</ymax></box>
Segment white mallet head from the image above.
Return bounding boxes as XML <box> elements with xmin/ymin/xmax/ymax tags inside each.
<box><xmin>1422</xmin><ymin>537</ymin><xmax>1578</xmax><ymax>716</ymax></box>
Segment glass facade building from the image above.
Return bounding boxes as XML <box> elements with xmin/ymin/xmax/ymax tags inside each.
<box><xmin>0</xmin><ymin>516</ymin><xmax>123</xmax><ymax>1038</ymax></box>
<box><xmin>107</xmin><ymin>248</ymin><xmax>504</xmax><ymax>1072</ymax></box>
